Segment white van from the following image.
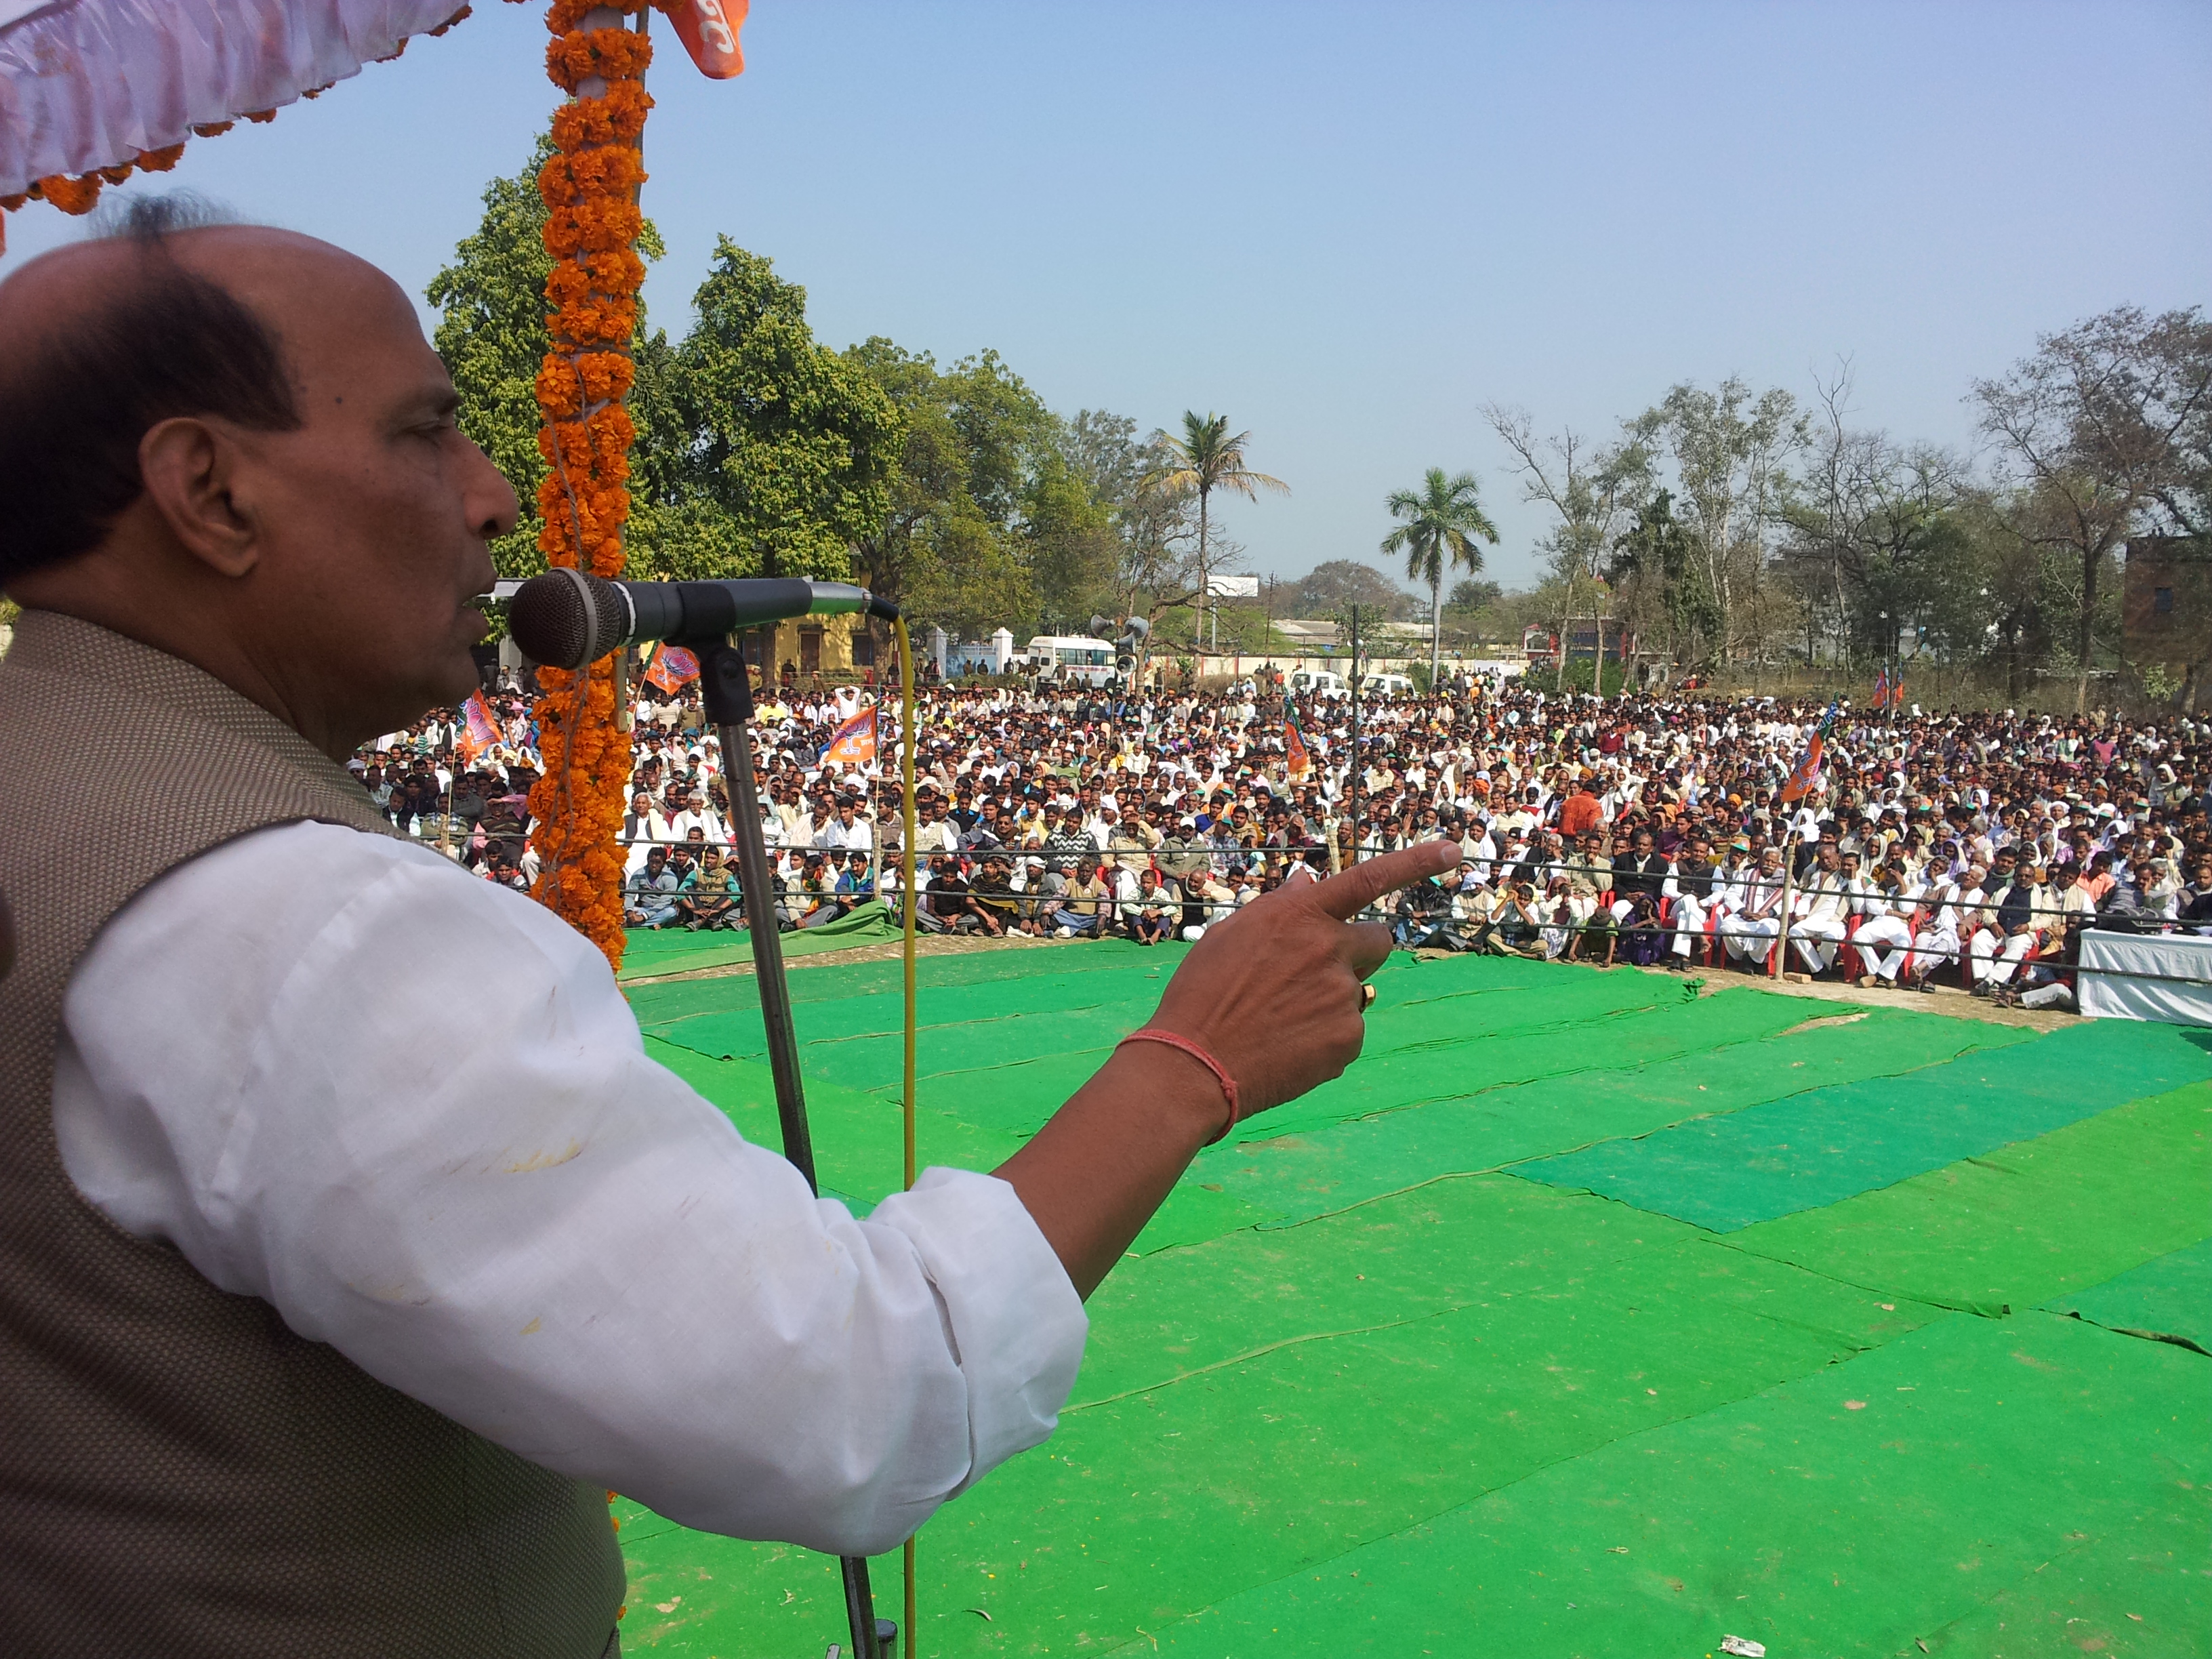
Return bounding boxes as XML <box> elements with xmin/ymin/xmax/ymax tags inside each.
<box><xmin>1288</xmin><ymin>669</ymin><xmax>1351</xmax><ymax>700</ymax></box>
<box><xmin>1360</xmin><ymin>672</ymin><xmax>1416</xmax><ymax>699</ymax></box>
<box><xmin>1026</xmin><ymin>636</ymin><xmax>1117</xmax><ymax>687</ymax></box>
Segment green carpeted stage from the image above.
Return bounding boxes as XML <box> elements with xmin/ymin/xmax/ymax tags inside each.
<box><xmin>609</xmin><ymin>945</ymin><xmax>2212</xmax><ymax>1657</ymax></box>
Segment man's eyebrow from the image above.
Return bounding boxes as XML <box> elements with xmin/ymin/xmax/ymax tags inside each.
<box><xmin>391</xmin><ymin>383</ymin><xmax>462</xmax><ymax>422</ymax></box>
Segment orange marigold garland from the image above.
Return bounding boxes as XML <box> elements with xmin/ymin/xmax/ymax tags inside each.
<box><xmin>523</xmin><ymin>1</ymin><xmax>687</xmax><ymax>968</ymax></box>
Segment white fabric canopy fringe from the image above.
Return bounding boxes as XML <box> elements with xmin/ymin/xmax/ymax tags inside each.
<box><xmin>1</xmin><ymin>0</ymin><xmax>471</xmax><ymax>197</ymax></box>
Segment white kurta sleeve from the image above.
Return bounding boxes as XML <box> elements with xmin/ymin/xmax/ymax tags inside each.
<box><xmin>51</xmin><ymin>822</ymin><xmax>1086</xmax><ymax>1557</ymax></box>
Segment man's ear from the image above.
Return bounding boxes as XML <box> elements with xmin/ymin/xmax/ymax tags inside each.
<box><xmin>138</xmin><ymin>416</ymin><xmax>260</xmax><ymax>579</ymax></box>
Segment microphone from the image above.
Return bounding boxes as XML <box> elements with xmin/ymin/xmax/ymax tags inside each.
<box><xmin>506</xmin><ymin>568</ymin><xmax>898</xmax><ymax>670</ymax></box>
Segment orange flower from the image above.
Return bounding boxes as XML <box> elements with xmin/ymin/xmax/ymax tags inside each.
<box><xmin>34</xmin><ymin>174</ymin><xmax>104</xmax><ymax>214</ymax></box>
<box><xmin>550</xmin><ymin>297</ymin><xmax>637</xmax><ymax>346</ymax></box>
<box><xmin>135</xmin><ymin>143</ymin><xmax>188</xmax><ymax>171</ymax></box>
<box><xmin>552</xmin><ymin>79</ymin><xmax>652</xmax><ymax>148</ymax></box>
<box><xmin>544</xmin><ymin>0</ymin><xmax>603</xmax><ymax>36</ymax></box>
<box><xmin>539</xmin><ymin>144</ymin><xmax>645</xmax><ymax>205</ymax></box>
<box><xmin>575</xmin><ymin>350</ymin><xmax>634</xmax><ymax>403</ymax></box>
<box><xmin>535</xmin><ymin>357</ymin><xmax>585</xmax><ymax>419</ymax></box>
<box><xmin>545</xmin><ymin>27</ymin><xmax>653</xmax><ymax>92</ymax></box>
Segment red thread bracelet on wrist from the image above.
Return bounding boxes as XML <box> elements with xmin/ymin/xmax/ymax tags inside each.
<box><xmin>1118</xmin><ymin>1027</ymin><xmax>1241</xmax><ymax>1144</ymax></box>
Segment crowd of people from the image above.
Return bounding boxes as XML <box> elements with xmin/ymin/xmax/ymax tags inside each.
<box><xmin>350</xmin><ymin>665</ymin><xmax>2212</xmax><ymax>1009</ymax></box>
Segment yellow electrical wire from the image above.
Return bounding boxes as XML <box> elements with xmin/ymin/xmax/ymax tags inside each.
<box><xmin>894</xmin><ymin>615</ymin><xmax>919</xmax><ymax>1656</ymax></box>
<box><xmin>897</xmin><ymin>615</ymin><xmax>916</xmax><ymax>1189</ymax></box>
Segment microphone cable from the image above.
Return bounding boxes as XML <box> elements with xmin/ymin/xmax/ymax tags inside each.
<box><xmin>895</xmin><ymin>614</ymin><xmax>919</xmax><ymax>1656</ymax></box>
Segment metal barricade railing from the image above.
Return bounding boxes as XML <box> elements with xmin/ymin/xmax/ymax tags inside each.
<box><xmin>396</xmin><ymin>788</ymin><xmax>2209</xmax><ymax>984</ymax></box>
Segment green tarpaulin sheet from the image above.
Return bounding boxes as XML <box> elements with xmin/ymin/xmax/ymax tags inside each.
<box><xmin>1137</xmin><ymin>1313</ymin><xmax>2212</xmax><ymax>1659</ymax></box>
<box><xmin>598</xmin><ymin>947</ymin><xmax>2211</xmax><ymax>1658</ymax></box>
<box><xmin>1179</xmin><ymin>1008</ymin><xmax>2029</xmax><ymax>1240</ymax></box>
<box><xmin>1725</xmin><ymin>1083</ymin><xmax>2212</xmax><ymax>1315</ymax></box>
<box><xmin>1511</xmin><ymin>1020</ymin><xmax>2212</xmax><ymax>1230</ymax></box>
<box><xmin>616</xmin><ymin>900</ymin><xmax>903</xmax><ymax>980</ymax></box>
<box><xmin>614</xmin><ymin>1176</ymin><xmax>1938</xmax><ymax>1658</ymax></box>
<box><xmin>2045</xmin><ymin>1232</ymin><xmax>2212</xmax><ymax>1356</ymax></box>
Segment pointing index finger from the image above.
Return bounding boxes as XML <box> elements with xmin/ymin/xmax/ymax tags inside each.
<box><xmin>1312</xmin><ymin>840</ymin><xmax>1463</xmax><ymax>922</ymax></box>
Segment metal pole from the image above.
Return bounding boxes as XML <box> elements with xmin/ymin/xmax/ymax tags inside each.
<box><xmin>440</xmin><ymin>754</ymin><xmax>455</xmax><ymax>859</ymax></box>
<box><xmin>705</xmin><ymin>704</ymin><xmax>814</xmax><ymax>1176</ymax></box>
<box><xmin>1349</xmin><ymin>605</ymin><xmax>1362</xmax><ymax>872</ymax></box>
<box><xmin>695</xmin><ymin>636</ymin><xmax>880</xmax><ymax>1659</ymax></box>
<box><xmin>1772</xmin><ymin>844</ymin><xmax>1794</xmax><ymax>981</ymax></box>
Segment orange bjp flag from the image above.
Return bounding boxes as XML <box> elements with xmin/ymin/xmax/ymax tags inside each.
<box><xmin>822</xmin><ymin>704</ymin><xmax>878</xmax><ymax>767</ymax></box>
<box><xmin>670</xmin><ymin>0</ymin><xmax>748</xmax><ymax>79</ymax></box>
<box><xmin>457</xmin><ymin>693</ymin><xmax>500</xmax><ymax>765</ymax></box>
<box><xmin>1779</xmin><ymin>701</ymin><xmax>1838</xmax><ymax>806</ymax></box>
<box><xmin>644</xmin><ymin>644</ymin><xmax>700</xmax><ymax>695</ymax></box>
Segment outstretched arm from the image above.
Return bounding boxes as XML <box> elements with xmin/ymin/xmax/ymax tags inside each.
<box><xmin>995</xmin><ymin>840</ymin><xmax>1462</xmax><ymax>1297</ymax></box>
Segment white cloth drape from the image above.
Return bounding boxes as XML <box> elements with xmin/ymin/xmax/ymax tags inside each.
<box><xmin>2078</xmin><ymin>930</ymin><xmax>2212</xmax><ymax>1027</ymax></box>
<box><xmin>1</xmin><ymin>0</ymin><xmax>468</xmax><ymax>195</ymax></box>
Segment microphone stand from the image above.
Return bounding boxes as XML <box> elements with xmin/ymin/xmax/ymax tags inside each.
<box><xmin>693</xmin><ymin>634</ymin><xmax>895</xmax><ymax>1659</ymax></box>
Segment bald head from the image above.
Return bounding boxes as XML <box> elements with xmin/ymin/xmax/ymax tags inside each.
<box><xmin>0</xmin><ymin>205</ymin><xmax>306</xmax><ymax>577</ymax></box>
<box><xmin>1</xmin><ymin>201</ymin><xmax>516</xmax><ymax>758</ymax></box>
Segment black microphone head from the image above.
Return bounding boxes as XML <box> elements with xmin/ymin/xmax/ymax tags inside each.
<box><xmin>510</xmin><ymin>568</ymin><xmax>629</xmax><ymax>670</ymax></box>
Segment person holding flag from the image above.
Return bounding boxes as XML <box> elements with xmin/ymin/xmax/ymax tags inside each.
<box><xmin>456</xmin><ymin>691</ymin><xmax>501</xmax><ymax>769</ymax></box>
<box><xmin>1284</xmin><ymin>712</ymin><xmax>1311</xmax><ymax>780</ymax></box>
<box><xmin>1779</xmin><ymin>700</ymin><xmax>1838</xmax><ymax>808</ymax></box>
<box><xmin>822</xmin><ymin>701</ymin><xmax>878</xmax><ymax>769</ymax></box>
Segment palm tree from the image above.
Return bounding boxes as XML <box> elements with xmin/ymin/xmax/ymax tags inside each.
<box><xmin>1148</xmin><ymin>411</ymin><xmax>1289</xmax><ymax>653</ymax></box>
<box><xmin>1381</xmin><ymin>468</ymin><xmax>1500</xmax><ymax>683</ymax></box>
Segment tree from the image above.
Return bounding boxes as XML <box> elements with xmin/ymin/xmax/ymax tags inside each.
<box><xmin>1065</xmin><ymin>409</ymin><xmax>1151</xmax><ymax>508</ymax></box>
<box><xmin>1972</xmin><ymin>305</ymin><xmax>2212</xmax><ymax>712</ymax></box>
<box><xmin>1062</xmin><ymin>411</ymin><xmax>1200</xmax><ymax>642</ymax></box>
<box><xmin>1610</xmin><ymin>488</ymin><xmax>1711</xmax><ymax>680</ymax></box>
<box><xmin>1145</xmin><ymin>412</ymin><xmax>1288</xmax><ymax>653</ymax></box>
<box><xmin>428</xmin><ymin>138</ymin><xmax>662</xmax><ymax>577</ymax></box>
<box><xmin>1435</xmin><ymin>579</ymin><xmax>1509</xmax><ymax>653</ymax></box>
<box><xmin>1917</xmin><ymin>488</ymin><xmax>2053</xmax><ymax>702</ymax></box>
<box><xmin>842</xmin><ymin>339</ymin><xmax>1080</xmax><ymax>640</ymax></box>
<box><xmin>842</xmin><ymin>338</ymin><xmax>964</xmax><ymax>615</ymax></box>
<box><xmin>1379</xmin><ymin>468</ymin><xmax>1500</xmax><ymax>682</ymax></box>
<box><xmin>429</xmin><ymin>144</ymin><xmax>899</xmax><ymax>589</ymax></box>
<box><xmin>1624</xmin><ymin>380</ymin><xmax>1803</xmax><ymax>679</ymax></box>
<box><xmin>1289</xmin><ymin>560</ymin><xmax>1413</xmax><ymax>619</ymax></box>
<box><xmin>1021</xmin><ymin>451</ymin><xmax>1118</xmax><ymax>632</ymax></box>
<box><xmin>1483</xmin><ymin>407</ymin><xmax>1652</xmax><ymax>690</ymax></box>
<box><xmin>1449</xmin><ymin>578</ymin><xmax>1502</xmax><ymax>611</ymax></box>
<box><xmin>678</xmin><ymin>241</ymin><xmax>901</xmax><ymax>580</ymax></box>
<box><xmin>1778</xmin><ymin>362</ymin><xmax>1967</xmax><ymax>677</ymax></box>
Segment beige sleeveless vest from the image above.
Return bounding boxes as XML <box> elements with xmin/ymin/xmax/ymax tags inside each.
<box><xmin>0</xmin><ymin>612</ymin><xmax>623</xmax><ymax>1657</ymax></box>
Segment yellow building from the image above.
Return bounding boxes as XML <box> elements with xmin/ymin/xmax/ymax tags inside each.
<box><xmin>754</xmin><ymin>612</ymin><xmax>878</xmax><ymax>684</ymax></box>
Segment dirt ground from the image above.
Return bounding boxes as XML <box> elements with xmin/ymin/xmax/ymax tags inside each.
<box><xmin>623</xmin><ymin>926</ymin><xmax>2077</xmax><ymax>1031</ymax></box>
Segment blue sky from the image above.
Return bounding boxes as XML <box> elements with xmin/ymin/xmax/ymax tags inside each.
<box><xmin>6</xmin><ymin>1</ymin><xmax>2207</xmax><ymax>588</ymax></box>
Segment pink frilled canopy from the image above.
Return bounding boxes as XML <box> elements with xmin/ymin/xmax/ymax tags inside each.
<box><xmin>0</xmin><ymin>0</ymin><xmax>473</xmax><ymax>200</ymax></box>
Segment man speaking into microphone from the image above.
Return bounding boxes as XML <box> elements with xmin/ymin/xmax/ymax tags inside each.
<box><xmin>0</xmin><ymin>201</ymin><xmax>1458</xmax><ymax>1659</ymax></box>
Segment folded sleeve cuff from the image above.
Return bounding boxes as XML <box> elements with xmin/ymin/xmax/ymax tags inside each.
<box><xmin>867</xmin><ymin>1168</ymin><xmax>1086</xmax><ymax>1488</ymax></box>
